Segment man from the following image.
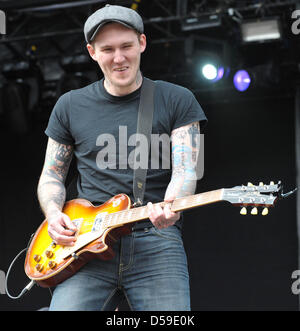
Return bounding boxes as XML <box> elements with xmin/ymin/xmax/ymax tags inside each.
<box><xmin>38</xmin><ymin>4</ymin><xmax>207</xmax><ymax>311</ymax></box>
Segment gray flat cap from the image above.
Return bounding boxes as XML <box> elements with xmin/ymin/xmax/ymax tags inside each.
<box><xmin>84</xmin><ymin>4</ymin><xmax>144</xmax><ymax>43</ymax></box>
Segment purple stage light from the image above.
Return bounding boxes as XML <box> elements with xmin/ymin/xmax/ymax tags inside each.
<box><xmin>233</xmin><ymin>70</ymin><xmax>251</xmax><ymax>91</ymax></box>
<box><xmin>212</xmin><ymin>66</ymin><xmax>224</xmax><ymax>82</ymax></box>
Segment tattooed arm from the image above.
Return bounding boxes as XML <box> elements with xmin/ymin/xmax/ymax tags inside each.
<box><xmin>37</xmin><ymin>137</ymin><xmax>77</xmax><ymax>246</ymax></box>
<box><xmin>147</xmin><ymin>121</ymin><xmax>200</xmax><ymax>229</ymax></box>
<box><xmin>165</xmin><ymin>121</ymin><xmax>200</xmax><ymax>199</ymax></box>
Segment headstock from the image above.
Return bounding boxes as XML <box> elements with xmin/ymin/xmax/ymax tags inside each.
<box><xmin>223</xmin><ymin>181</ymin><xmax>296</xmax><ymax>216</ymax></box>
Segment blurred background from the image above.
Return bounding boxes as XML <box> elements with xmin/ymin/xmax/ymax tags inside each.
<box><xmin>0</xmin><ymin>0</ymin><xmax>299</xmax><ymax>311</ymax></box>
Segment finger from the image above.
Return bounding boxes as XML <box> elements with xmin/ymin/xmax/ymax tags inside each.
<box><xmin>48</xmin><ymin>219</ymin><xmax>77</xmax><ymax>244</ymax></box>
<box><xmin>61</xmin><ymin>228</ymin><xmax>77</xmax><ymax>236</ymax></box>
<box><xmin>147</xmin><ymin>202</ymin><xmax>162</xmax><ymax>227</ymax></box>
<box><xmin>48</xmin><ymin>228</ymin><xmax>76</xmax><ymax>246</ymax></box>
<box><xmin>154</xmin><ymin>204</ymin><xmax>164</xmax><ymax>218</ymax></box>
<box><xmin>147</xmin><ymin>202</ymin><xmax>154</xmax><ymax>215</ymax></box>
<box><xmin>147</xmin><ymin>202</ymin><xmax>156</xmax><ymax>225</ymax></box>
<box><xmin>50</xmin><ymin>220</ymin><xmax>75</xmax><ymax>237</ymax></box>
<box><xmin>164</xmin><ymin>203</ymin><xmax>173</xmax><ymax>219</ymax></box>
<box><xmin>53</xmin><ymin>234</ymin><xmax>76</xmax><ymax>246</ymax></box>
<box><xmin>164</xmin><ymin>195</ymin><xmax>176</xmax><ymax>203</ymax></box>
<box><xmin>147</xmin><ymin>202</ymin><xmax>162</xmax><ymax>220</ymax></box>
<box><xmin>62</xmin><ymin>214</ymin><xmax>77</xmax><ymax>233</ymax></box>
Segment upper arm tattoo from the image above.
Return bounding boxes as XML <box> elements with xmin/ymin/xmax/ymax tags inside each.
<box><xmin>171</xmin><ymin>121</ymin><xmax>200</xmax><ymax>177</ymax></box>
<box><xmin>42</xmin><ymin>137</ymin><xmax>74</xmax><ymax>183</ymax></box>
<box><xmin>38</xmin><ymin>138</ymin><xmax>74</xmax><ymax>214</ymax></box>
<box><xmin>165</xmin><ymin>122</ymin><xmax>200</xmax><ymax>198</ymax></box>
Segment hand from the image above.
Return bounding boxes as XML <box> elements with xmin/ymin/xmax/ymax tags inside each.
<box><xmin>147</xmin><ymin>197</ymin><xmax>180</xmax><ymax>229</ymax></box>
<box><xmin>47</xmin><ymin>210</ymin><xmax>78</xmax><ymax>246</ymax></box>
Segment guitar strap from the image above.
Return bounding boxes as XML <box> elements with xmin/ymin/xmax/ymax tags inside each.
<box><xmin>132</xmin><ymin>77</ymin><xmax>155</xmax><ymax>207</ymax></box>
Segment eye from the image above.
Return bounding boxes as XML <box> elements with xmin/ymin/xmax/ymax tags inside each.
<box><xmin>102</xmin><ymin>48</ymin><xmax>113</xmax><ymax>53</ymax></box>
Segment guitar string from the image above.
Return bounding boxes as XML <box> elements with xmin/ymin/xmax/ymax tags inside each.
<box><xmin>69</xmin><ymin>195</ymin><xmax>209</xmax><ymax>227</ymax></box>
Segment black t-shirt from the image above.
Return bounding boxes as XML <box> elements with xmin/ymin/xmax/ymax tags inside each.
<box><xmin>45</xmin><ymin>78</ymin><xmax>207</xmax><ymax>206</ymax></box>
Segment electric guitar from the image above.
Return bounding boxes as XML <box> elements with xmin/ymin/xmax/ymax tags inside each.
<box><xmin>25</xmin><ymin>181</ymin><xmax>292</xmax><ymax>288</ymax></box>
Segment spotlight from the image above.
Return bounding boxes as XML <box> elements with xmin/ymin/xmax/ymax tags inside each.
<box><xmin>233</xmin><ymin>70</ymin><xmax>251</xmax><ymax>92</ymax></box>
<box><xmin>202</xmin><ymin>64</ymin><xmax>218</xmax><ymax>80</ymax></box>
<box><xmin>201</xmin><ymin>64</ymin><xmax>225</xmax><ymax>82</ymax></box>
<box><xmin>241</xmin><ymin>18</ymin><xmax>281</xmax><ymax>43</ymax></box>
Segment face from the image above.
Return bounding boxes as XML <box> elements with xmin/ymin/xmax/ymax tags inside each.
<box><xmin>87</xmin><ymin>23</ymin><xmax>146</xmax><ymax>96</ymax></box>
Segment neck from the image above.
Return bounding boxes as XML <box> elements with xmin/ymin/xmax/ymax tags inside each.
<box><xmin>104</xmin><ymin>71</ymin><xmax>143</xmax><ymax>96</ymax></box>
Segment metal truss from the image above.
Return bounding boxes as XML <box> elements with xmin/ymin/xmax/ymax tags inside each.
<box><xmin>0</xmin><ymin>0</ymin><xmax>299</xmax><ymax>60</ymax></box>
<box><xmin>0</xmin><ymin>0</ymin><xmax>299</xmax><ymax>100</ymax></box>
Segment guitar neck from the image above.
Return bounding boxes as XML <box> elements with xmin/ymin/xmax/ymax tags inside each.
<box><xmin>106</xmin><ymin>189</ymin><xmax>224</xmax><ymax>228</ymax></box>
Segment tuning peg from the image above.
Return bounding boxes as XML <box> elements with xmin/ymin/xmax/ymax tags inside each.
<box><xmin>240</xmin><ymin>207</ymin><xmax>247</xmax><ymax>215</ymax></box>
<box><xmin>259</xmin><ymin>182</ymin><xmax>264</xmax><ymax>186</ymax></box>
<box><xmin>262</xmin><ymin>207</ymin><xmax>269</xmax><ymax>216</ymax></box>
<box><xmin>251</xmin><ymin>207</ymin><xmax>258</xmax><ymax>215</ymax></box>
<box><xmin>247</xmin><ymin>182</ymin><xmax>254</xmax><ymax>186</ymax></box>
<box><xmin>270</xmin><ymin>181</ymin><xmax>274</xmax><ymax>185</ymax></box>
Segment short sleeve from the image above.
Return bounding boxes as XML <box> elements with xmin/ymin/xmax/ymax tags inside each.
<box><xmin>171</xmin><ymin>87</ymin><xmax>207</xmax><ymax>131</ymax></box>
<box><xmin>45</xmin><ymin>92</ymin><xmax>74</xmax><ymax>145</ymax></box>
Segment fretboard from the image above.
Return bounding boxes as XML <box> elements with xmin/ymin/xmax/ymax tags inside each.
<box><xmin>104</xmin><ymin>189</ymin><xmax>224</xmax><ymax>228</ymax></box>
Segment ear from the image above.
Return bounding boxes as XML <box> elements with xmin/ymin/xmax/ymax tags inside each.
<box><xmin>139</xmin><ymin>34</ymin><xmax>147</xmax><ymax>54</ymax></box>
<box><xmin>86</xmin><ymin>43</ymin><xmax>97</xmax><ymax>61</ymax></box>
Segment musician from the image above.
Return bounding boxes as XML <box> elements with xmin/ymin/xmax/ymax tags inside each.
<box><xmin>37</xmin><ymin>4</ymin><xmax>207</xmax><ymax>310</ymax></box>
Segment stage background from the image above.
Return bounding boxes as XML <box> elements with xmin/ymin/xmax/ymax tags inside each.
<box><xmin>0</xmin><ymin>93</ymin><xmax>297</xmax><ymax>311</ymax></box>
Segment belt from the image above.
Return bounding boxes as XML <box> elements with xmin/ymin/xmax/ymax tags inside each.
<box><xmin>131</xmin><ymin>220</ymin><xmax>154</xmax><ymax>231</ymax></box>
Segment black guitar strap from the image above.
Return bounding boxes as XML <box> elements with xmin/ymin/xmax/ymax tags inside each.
<box><xmin>132</xmin><ymin>77</ymin><xmax>155</xmax><ymax>207</ymax></box>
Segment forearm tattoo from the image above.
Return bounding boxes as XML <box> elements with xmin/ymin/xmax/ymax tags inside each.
<box><xmin>37</xmin><ymin>138</ymin><xmax>73</xmax><ymax>216</ymax></box>
<box><xmin>165</xmin><ymin>122</ymin><xmax>200</xmax><ymax>199</ymax></box>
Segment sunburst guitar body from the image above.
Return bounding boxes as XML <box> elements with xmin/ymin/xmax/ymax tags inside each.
<box><xmin>25</xmin><ymin>194</ymin><xmax>132</xmax><ymax>288</ymax></box>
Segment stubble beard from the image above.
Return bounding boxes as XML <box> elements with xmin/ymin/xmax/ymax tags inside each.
<box><xmin>104</xmin><ymin>68</ymin><xmax>143</xmax><ymax>95</ymax></box>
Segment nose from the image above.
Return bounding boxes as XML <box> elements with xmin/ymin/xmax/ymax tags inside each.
<box><xmin>113</xmin><ymin>49</ymin><xmax>125</xmax><ymax>63</ymax></box>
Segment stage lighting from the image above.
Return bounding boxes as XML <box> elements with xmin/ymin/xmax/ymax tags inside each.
<box><xmin>233</xmin><ymin>70</ymin><xmax>251</xmax><ymax>92</ymax></box>
<box><xmin>182</xmin><ymin>14</ymin><xmax>222</xmax><ymax>31</ymax></box>
<box><xmin>241</xmin><ymin>18</ymin><xmax>281</xmax><ymax>43</ymax></box>
<box><xmin>213</xmin><ymin>66</ymin><xmax>225</xmax><ymax>82</ymax></box>
<box><xmin>201</xmin><ymin>63</ymin><xmax>225</xmax><ymax>82</ymax></box>
<box><xmin>202</xmin><ymin>64</ymin><xmax>217</xmax><ymax>80</ymax></box>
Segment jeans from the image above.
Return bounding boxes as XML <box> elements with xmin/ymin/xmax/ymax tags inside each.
<box><xmin>49</xmin><ymin>225</ymin><xmax>190</xmax><ymax>311</ymax></box>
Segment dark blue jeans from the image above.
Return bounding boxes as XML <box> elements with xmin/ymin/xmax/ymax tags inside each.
<box><xmin>49</xmin><ymin>225</ymin><xmax>190</xmax><ymax>311</ymax></box>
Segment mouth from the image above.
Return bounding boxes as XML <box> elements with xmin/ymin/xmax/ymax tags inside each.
<box><xmin>113</xmin><ymin>66</ymin><xmax>129</xmax><ymax>73</ymax></box>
